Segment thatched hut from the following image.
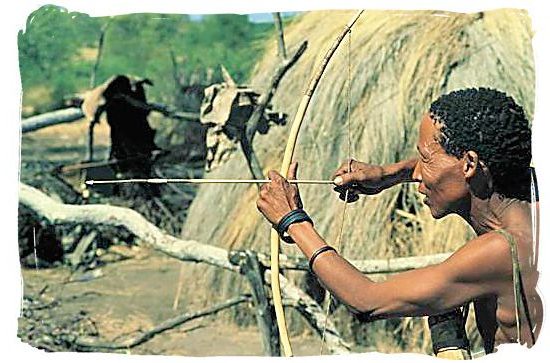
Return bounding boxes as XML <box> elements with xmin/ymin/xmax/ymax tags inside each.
<box><xmin>179</xmin><ymin>9</ymin><xmax>534</xmax><ymax>353</ymax></box>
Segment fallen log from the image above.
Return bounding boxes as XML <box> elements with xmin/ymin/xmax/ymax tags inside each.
<box><xmin>19</xmin><ymin>182</ymin><xmax>449</xmax><ymax>273</ymax></box>
<box><xmin>21</xmin><ymin>102</ymin><xmax>199</xmax><ymax>135</ymax></box>
<box><xmin>21</xmin><ymin>108</ymin><xmax>84</xmax><ymax>133</ymax></box>
<box><xmin>19</xmin><ymin>183</ymin><xmax>235</xmax><ymax>271</ymax></box>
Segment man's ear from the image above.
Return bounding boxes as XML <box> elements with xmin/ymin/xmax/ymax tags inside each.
<box><xmin>462</xmin><ymin>151</ymin><xmax>479</xmax><ymax>179</ymax></box>
<box><xmin>464</xmin><ymin>151</ymin><xmax>493</xmax><ymax>199</ymax></box>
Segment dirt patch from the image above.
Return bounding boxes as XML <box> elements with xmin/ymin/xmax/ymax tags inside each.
<box><xmin>19</xmin><ymin>251</ymin><xmax>323</xmax><ymax>356</ymax></box>
<box><xmin>21</xmin><ymin>117</ymin><xmax>111</xmax><ymax>163</ymax></box>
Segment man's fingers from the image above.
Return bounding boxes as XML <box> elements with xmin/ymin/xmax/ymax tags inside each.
<box><xmin>332</xmin><ymin>160</ymin><xmax>352</xmax><ymax>179</ymax></box>
<box><xmin>332</xmin><ymin>159</ymin><xmax>358</xmax><ymax>181</ymax></box>
<box><xmin>267</xmin><ymin>169</ymin><xmax>284</xmax><ymax>181</ymax></box>
<box><xmin>333</xmin><ymin>171</ymin><xmax>360</xmax><ymax>186</ymax></box>
<box><xmin>287</xmin><ymin>162</ymin><xmax>299</xmax><ymax>180</ymax></box>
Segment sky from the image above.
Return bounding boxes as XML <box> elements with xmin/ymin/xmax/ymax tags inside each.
<box><xmin>189</xmin><ymin>12</ymin><xmax>297</xmax><ymax>23</ymax></box>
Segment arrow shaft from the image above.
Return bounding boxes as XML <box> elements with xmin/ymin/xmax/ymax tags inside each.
<box><xmin>86</xmin><ymin>178</ymin><xmax>334</xmax><ymax>185</ymax></box>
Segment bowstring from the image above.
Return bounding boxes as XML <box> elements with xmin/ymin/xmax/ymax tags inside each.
<box><xmin>320</xmin><ymin>27</ymin><xmax>353</xmax><ymax>355</ymax></box>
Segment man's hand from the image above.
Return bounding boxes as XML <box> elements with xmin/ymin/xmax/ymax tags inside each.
<box><xmin>332</xmin><ymin>159</ymin><xmax>386</xmax><ymax>201</ymax></box>
<box><xmin>256</xmin><ymin>162</ymin><xmax>303</xmax><ymax>225</ymax></box>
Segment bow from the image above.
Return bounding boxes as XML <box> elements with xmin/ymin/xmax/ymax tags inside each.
<box><xmin>270</xmin><ymin>10</ymin><xmax>365</xmax><ymax>357</ymax></box>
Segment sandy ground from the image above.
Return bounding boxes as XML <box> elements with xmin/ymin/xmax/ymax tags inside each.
<box><xmin>21</xmin><ymin>251</ymin><xmax>322</xmax><ymax>356</ymax></box>
<box><xmin>21</xmin><ymin>116</ymin><xmax>111</xmax><ymax>162</ymax></box>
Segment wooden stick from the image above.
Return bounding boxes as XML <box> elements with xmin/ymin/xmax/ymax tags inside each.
<box><xmin>172</xmin><ymin>263</ymin><xmax>186</xmax><ymax>311</ymax></box>
<box><xmin>86</xmin><ymin>178</ymin><xmax>335</xmax><ymax>185</ymax></box>
<box><xmin>76</xmin><ymin>295</ymin><xmax>252</xmax><ymax>350</ymax></box>
<box><xmin>272</xmin><ymin>12</ymin><xmax>287</xmax><ymax>60</ymax></box>
<box><xmin>89</xmin><ymin>18</ymin><xmax>112</xmax><ymax>89</ymax></box>
<box><xmin>233</xmin><ymin>250</ymin><xmax>280</xmax><ymax>356</ymax></box>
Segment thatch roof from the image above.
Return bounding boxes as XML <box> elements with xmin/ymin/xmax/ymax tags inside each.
<box><xmin>178</xmin><ymin>9</ymin><xmax>534</xmax><ymax>350</ymax></box>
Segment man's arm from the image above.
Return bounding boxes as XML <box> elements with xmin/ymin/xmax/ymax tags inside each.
<box><xmin>288</xmin><ymin>223</ymin><xmax>512</xmax><ymax>319</ymax></box>
<box><xmin>332</xmin><ymin>158</ymin><xmax>419</xmax><ymax>195</ymax></box>
<box><xmin>379</xmin><ymin>157</ymin><xmax>419</xmax><ymax>187</ymax></box>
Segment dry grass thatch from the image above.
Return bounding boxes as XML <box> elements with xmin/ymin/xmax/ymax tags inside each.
<box><xmin>178</xmin><ymin>9</ymin><xmax>534</xmax><ymax>353</ymax></box>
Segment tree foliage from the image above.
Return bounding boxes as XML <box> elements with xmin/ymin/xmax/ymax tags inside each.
<box><xmin>18</xmin><ymin>5</ymin><xmax>274</xmax><ymax>113</ymax></box>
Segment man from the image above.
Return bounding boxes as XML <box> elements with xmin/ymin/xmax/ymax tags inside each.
<box><xmin>256</xmin><ymin>88</ymin><xmax>541</xmax><ymax>354</ymax></box>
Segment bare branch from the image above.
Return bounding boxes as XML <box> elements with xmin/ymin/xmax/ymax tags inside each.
<box><xmin>89</xmin><ymin>18</ymin><xmax>112</xmax><ymax>89</ymax></box>
<box><xmin>21</xmin><ymin>108</ymin><xmax>84</xmax><ymax>133</ymax></box>
<box><xmin>19</xmin><ymin>183</ymin><xmax>351</xmax><ymax>353</ymax></box>
<box><xmin>245</xmin><ymin>41</ymin><xmax>308</xmax><ymax>143</ymax></box>
<box><xmin>272</xmin><ymin>13</ymin><xmax>287</xmax><ymax>60</ymax></box>
<box><xmin>20</xmin><ymin>183</ymin><xmax>449</xmax><ymax>274</ymax></box>
<box><xmin>75</xmin><ymin>295</ymin><xmax>252</xmax><ymax>350</ymax></box>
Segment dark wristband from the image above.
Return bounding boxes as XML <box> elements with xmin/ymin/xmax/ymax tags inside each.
<box><xmin>274</xmin><ymin>209</ymin><xmax>313</xmax><ymax>244</ymax></box>
<box><xmin>309</xmin><ymin>245</ymin><xmax>337</xmax><ymax>272</ymax></box>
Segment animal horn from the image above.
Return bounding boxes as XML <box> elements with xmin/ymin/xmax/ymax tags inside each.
<box><xmin>220</xmin><ymin>65</ymin><xmax>237</xmax><ymax>87</ymax></box>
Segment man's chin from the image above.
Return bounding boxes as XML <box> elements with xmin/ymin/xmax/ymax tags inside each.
<box><xmin>429</xmin><ymin>206</ymin><xmax>449</xmax><ymax>219</ymax></box>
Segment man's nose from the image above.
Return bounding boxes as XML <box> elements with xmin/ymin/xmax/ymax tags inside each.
<box><xmin>412</xmin><ymin>160</ymin><xmax>422</xmax><ymax>182</ymax></box>
<box><xmin>412</xmin><ymin>160</ymin><xmax>428</xmax><ymax>195</ymax></box>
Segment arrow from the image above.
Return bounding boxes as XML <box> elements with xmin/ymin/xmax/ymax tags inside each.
<box><xmin>85</xmin><ymin>178</ymin><xmax>335</xmax><ymax>185</ymax></box>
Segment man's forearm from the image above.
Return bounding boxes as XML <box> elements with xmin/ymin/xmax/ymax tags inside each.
<box><xmin>380</xmin><ymin>158</ymin><xmax>418</xmax><ymax>188</ymax></box>
<box><xmin>287</xmin><ymin>221</ymin><xmax>376</xmax><ymax>313</ymax></box>
<box><xmin>286</xmin><ymin>220</ymin><xmax>452</xmax><ymax>318</ymax></box>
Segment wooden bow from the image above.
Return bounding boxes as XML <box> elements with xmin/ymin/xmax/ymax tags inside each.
<box><xmin>270</xmin><ymin>10</ymin><xmax>365</xmax><ymax>357</ymax></box>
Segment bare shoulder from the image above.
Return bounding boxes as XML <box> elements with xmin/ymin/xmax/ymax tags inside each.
<box><xmin>442</xmin><ymin>231</ymin><xmax>514</xmax><ymax>285</ymax></box>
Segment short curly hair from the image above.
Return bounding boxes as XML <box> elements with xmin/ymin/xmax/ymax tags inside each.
<box><xmin>429</xmin><ymin>88</ymin><xmax>532</xmax><ymax>201</ymax></box>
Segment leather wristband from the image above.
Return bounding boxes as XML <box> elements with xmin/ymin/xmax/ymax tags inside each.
<box><xmin>274</xmin><ymin>209</ymin><xmax>313</xmax><ymax>244</ymax></box>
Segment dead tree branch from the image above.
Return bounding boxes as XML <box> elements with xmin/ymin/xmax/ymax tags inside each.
<box><xmin>19</xmin><ymin>183</ymin><xmax>351</xmax><ymax>353</ymax></box>
<box><xmin>21</xmin><ymin>108</ymin><xmax>85</xmax><ymax>133</ymax></box>
<box><xmin>272</xmin><ymin>13</ymin><xmax>287</xmax><ymax>60</ymax></box>
<box><xmin>241</xmin><ymin>40</ymin><xmax>308</xmax><ymax>184</ymax></box>
<box><xmin>256</xmin><ymin>252</ymin><xmax>450</xmax><ymax>274</ymax></box>
<box><xmin>89</xmin><ymin>19</ymin><xmax>112</xmax><ymax>89</ymax></box>
<box><xmin>245</xmin><ymin>40</ymin><xmax>308</xmax><ymax>144</ymax></box>
<box><xmin>75</xmin><ymin>295</ymin><xmax>252</xmax><ymax>350</ymax></box>
<box><xmin>19</xmin><ymin>183</ymin><xmax>236</xmax><ymax>271</ymax></box>
<box><xmin>22</xmin><ymin>99</ymin><xmax>199</xmax><ymax>135</ymax></box>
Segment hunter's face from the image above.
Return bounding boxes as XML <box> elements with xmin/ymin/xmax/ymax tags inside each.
<box><xmin>413</xmin><ymin>114</ymin><xmax>470</xmax><ymax>219</ymax></box>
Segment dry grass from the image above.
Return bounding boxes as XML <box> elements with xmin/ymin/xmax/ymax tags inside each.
<box><xmin>178</xmin><ymin>9</ymin><xmax>534</xmax><ymax>354</ymax></box>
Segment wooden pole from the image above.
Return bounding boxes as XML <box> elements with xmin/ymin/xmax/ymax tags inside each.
<box><xmin>272</xmin><ymin>13</ymin><xmax>287</xmax><ymax>60</ymax></box>
<box><xmin>240</xmin><ymin>40</ymin><xmax>308</xmax><ymax>188</ymax></box>
<box><xmin>231</xmin><ymin>250</ymin><xmax>280</xmax><ymax>356</ymax></box>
